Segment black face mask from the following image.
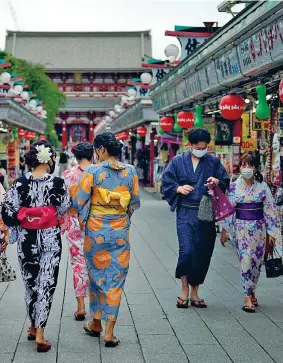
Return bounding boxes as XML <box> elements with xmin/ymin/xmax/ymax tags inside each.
<box><xmin>48</xmin><ymin>160</ymin><xmax>55</xmax><ymax>174</ymax></box>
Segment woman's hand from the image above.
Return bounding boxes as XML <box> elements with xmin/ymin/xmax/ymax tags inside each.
<box><xmin>220</xmin><ymin>229</ymin><xmax>227</xmax><ymax>247</ymax></box>
<box><xmin>1</xmin><ymin>233</ymin><xmax>9</xmax><ymax>251</ymax></box>
<box><xmin>177</xmin><ymin>185</ymin><xmax>194</xmax><ymax>195</ymax></box>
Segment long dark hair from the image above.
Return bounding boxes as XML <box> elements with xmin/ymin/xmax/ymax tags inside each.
<box><xmin>239</xmin><ymin>154</ymin><xmax>263</xmax><ymax>183</ymax></box>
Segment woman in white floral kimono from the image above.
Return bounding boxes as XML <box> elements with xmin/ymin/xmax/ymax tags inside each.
<box><xmin>2</xmin><ymin>141</ymin><xmax>71</xmax><ymax>353</ymax></box>
<box><xmin>221</xmin><ymin>155</ymin><xmax>281</xmax><ymax>313</ymax></box>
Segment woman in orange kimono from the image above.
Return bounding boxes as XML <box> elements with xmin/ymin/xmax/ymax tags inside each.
<box><xmin>71</xmin><ymin>132</ymin><xmax>140</xmax><ymax>347</ymax></box>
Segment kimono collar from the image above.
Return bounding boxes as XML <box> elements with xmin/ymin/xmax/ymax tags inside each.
<box><xmin>26</xmin><ymin>172</ymin><xmax>54</xmax><ymax>181</ymax></box>
<box><xmin>101</xmin><ymin>161</ymin><xmax>126</xmax><ymax>170</ymax></box>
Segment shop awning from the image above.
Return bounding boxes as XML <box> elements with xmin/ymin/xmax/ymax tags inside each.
<box><xmin>150</xmin><ymin>1</ymin><xmax>283</xmax><ymax>113</ymax></box>
<box><xmin>0</xmin><ymin>98</ymin><xmax>46</xmax><ymax>134</ymax></box>
<box><xmin>109</xmin><ymin>99</ymin><xmax>160</xmax><ymax>133</ymax></box>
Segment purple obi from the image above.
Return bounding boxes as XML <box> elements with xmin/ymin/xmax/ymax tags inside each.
<box><xmin>236</xmin><ymin>202</ymin><xmax>264</xmax><ymax>221</ymax></box>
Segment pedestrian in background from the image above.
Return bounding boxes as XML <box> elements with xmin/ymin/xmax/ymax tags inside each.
<box><xmin>70</xmin><ymin>132</ymin><xmax>140</xmax><ymax>347</ymax></box>
<box><xmin>59</xmin><ymin>148</ymin><xmax>69</xmax><ymax>176</ymax></box>
<box><xmin>221</xmin><ymin>155</ymin><xmax>281</xmax><ymax>313</ymax></box>
<box><xmin>2</xmin><ymin>141</ymin><xmax>71</xmax><ymax>353</ymax></box>
<box><xmin>162</xmin><ymin>128</ymin><xmax>230</xmax><ymax>309</ymax></box>
<box><xmin>62</xmin><ymin>142</ymin><xmax>93</xmax><ymax>321</ymax></box>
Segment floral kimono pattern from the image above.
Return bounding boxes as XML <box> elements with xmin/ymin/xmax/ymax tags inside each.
<box><xmin>2</xmin><ymin>173</ymin><xmax>71</xmax><ymax>328</ymax></box>
<box><xmin>71</xmin><ymin>162</ymin><xmax>140</xmax><ymax>322</ymax></box>
<box><xmin>62</xmin><ymin>166</ymin><xmax>89</xmax><ymax>297</ymax></box>
<box><xmin>221</xmin><ymin>178</ymin><xmax>281</xmax><ymax>296</ymax></box>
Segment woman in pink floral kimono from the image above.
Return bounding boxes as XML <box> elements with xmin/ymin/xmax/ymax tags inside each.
<box><xmin>62</xmin><ymin>142</ymin><xmax>93</xmax><ymax>320</ymax></box>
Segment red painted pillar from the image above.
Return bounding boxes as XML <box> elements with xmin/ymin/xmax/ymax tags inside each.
<box><xmin>62</xmin><ymin>121</ymin><xmax>67</xmax><ymax>147</ymax></box>
<box><xmin>150</xmin><ymin>132</ymin><xmax>155</xmax><ymax>188</ymax></box>
<box><xmin>89</xmin><ymin>121</ymin><xmax>94</xmax><ymax>143</ymax></box>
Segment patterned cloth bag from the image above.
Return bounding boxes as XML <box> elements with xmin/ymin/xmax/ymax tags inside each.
<box><xmin>0</xmin><ymin>251</ymin><xmax>16</xmax><ymax>283</ymax></box>
<box><xmin>198</xmin><ymin>195</ymin><xmax>214</xmax><ymax>222</ymax></box>
<box><xmin>210</xmin><ymin>184</ymin><xmax>235</xmax><ymax>222</ymax></box>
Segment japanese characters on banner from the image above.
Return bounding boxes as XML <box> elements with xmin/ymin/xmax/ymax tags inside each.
<box><xmin>151</xmin><ymin>68</ymin><xmax>171</xmax><ymax>84</ymax></box>
<box><xmin>241</xmin><ymin>113</ymin><xmax>257</xmax><ymax>152</ymax></box>
<box><xmin>178</xmin><ymin>36</ymin><xmax>210</xmax><ymax>61</ymax></box>
<box><xmin>7</xmin><ymin>140</ymin><xmax>17</xmax><ymax>183</ymax></box>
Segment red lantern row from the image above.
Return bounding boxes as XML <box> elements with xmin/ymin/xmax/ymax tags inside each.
<box><xmin>177</xmin><ymin>111</ymin><xmax>194</xmax><ymax>129</ymax></box>
<box><xmin>38</xmin><ymin>135</ymin><xmax>46</xmax><ymax>141</ymax></box>
<box><xmin>25</xmin><ymin>131</ymin><xmax>36</xmax><ymax>141</ymax></box>
<box><xmin>137</xmin><ymin>126</ymin><xmax>147</xmax><ymax>137</ymax></box>
<box><xmin>116</xmin><ymin>132</ymin><xmax>129</xmax><ymax>141</ymax></box>
<box><xmin>160</xmin><ymin>116</ymin><xmax>174</xmax><ymax>132</ymax></box>
<box><xmin>219</xmin><ymin>95</ymin><xmax>245</xmax><ymax>121</ymax></box>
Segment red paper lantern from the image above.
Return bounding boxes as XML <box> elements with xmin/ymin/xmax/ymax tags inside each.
<box><xmin>177</xmin><ymin>111</ymin><xmax>194</xmax><ymax>129</ymax></box>
<box><xmin>25</xmin><ymin>131</ymin><xmax>33</xmax><ymax>141</ymax></box>
<box><xmin>137</xmin><ymin>126</ymin><xmax>147</xmax><ymax>137</ymax></box>
<box><xmin>219</xmin><ymin>95</ymin><xmax>245</xmax><ymax>121</ymax></box>
<box><xmin>119</xmin><ymin>132</ymin><xmax>129</xmax><ymax>141</ymax></box>
<box><xmin>38</xmin><ymin>135</ymin><xmax>46</xmax><ymax>141</ymax></box>
<box><xmin>279</xmin><ymin>79</ymin><xmax>283</xmax><ymax>103</ymax></box>
<box><xmin>160</xmin><ymin>116</ymin><xmax>174</xmax><ymax>132</ymax></box>
<box><xmin>18</xmin><ymin>128</ymin><xmax>25</xmax><ymax>138</ymax></box>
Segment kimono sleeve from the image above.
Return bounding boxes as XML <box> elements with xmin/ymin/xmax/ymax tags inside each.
<box><xmin>2</xmin><ymin>181</ymin><xmax>21</xmax><ymax>227</ymax></box>
<box><xmin>128</xmin><ymin>168</ymin><xmax>141</xmax><ymax>217</ymax></box>
<box><xmin>215</xmin><ymin>158</ymin><xmax>230</xmax><ymax>192</ymax></box>
<box><xmin>54</xmin><ymin>178</ymin><xmax>72</xmax><ymax>216</ymax></box>
<box><xmin>162</xmin><ymin>158</ymin><xmax>180</xmax><ymax>210</ymax></box>
<box><xmin>264</xmin><ymin>184</ymin><xmax>281</xmax><ymax>243</ymax></box>
<box><xmin>71</xmin><ymin>170</ymin><xmax>94</xmax><ymax>224</ymax></box>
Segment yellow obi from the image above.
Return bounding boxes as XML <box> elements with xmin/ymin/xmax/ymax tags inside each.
<box><xmin>90</xmin><ymin>187</ymin><xmax>131</xmax><ymax>215</ymax></box>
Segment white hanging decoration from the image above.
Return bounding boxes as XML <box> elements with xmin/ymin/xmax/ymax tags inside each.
<box><xmin>114</xmin><ymin>104</ymin><xmax>121</xmax><ymax>113</ymax></box>
<box><xmin>127</xmin><ymin>88</ymin><xmax>137</xmax><ymax>98</ymax></box>
<box><xmin>164</xmin><ymin>44</ymin><xmax>180</xmax><ymax>59</ymax></box>
<box><xmin>42</xmin><ymin>110</ymin><xmax>47</xmax><ymax>116</ymax></box>
<box><xmin>105</xmin><ymin>115</ymin><xmax>111</xmax><ymax>123</ymax></box>
<box><xmin>109</xmin><ymin>110</ymin><xmax>116</xmax><ymax>118</ymax></box>
<box><xmin>37</xmin><ymin>105</ymin><xmax>43</xmax><ymax>112</ymax></box>
<box><xmin>0</xmin><ymin>72</ymin><xmax>11</xmax><ymax>84</ymax></box>
<box><xmin>21</xmin><ymin>91</ymin><xmax>29</xmax><ymax>101</ymax></box>
<box><xmin>140</xmin><ymin>72</ymin><xmax>152</xmax><ymax>85</ymax></box>
<box><xmin>13</xmin><ymin>85</ymin><xmax>23</xmax><ymax>95</ymax></box>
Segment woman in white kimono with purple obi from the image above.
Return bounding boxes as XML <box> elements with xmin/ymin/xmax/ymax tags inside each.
<box><xmin>221</xmin><ymin>155</ymin><xmax>281</xmax><ymax>313</ymax></box>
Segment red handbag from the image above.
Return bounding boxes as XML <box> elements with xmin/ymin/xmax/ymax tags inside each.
<box><xmin>17</xmin><ymin>206</ymin><xmax>58</xmax><ymax>230</ymax></box>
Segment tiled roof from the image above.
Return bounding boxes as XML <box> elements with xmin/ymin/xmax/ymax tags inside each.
<box><xmin>5</xmin><ymin>31</ymin><xmax>152</xmax><ymax>71</ymax></box>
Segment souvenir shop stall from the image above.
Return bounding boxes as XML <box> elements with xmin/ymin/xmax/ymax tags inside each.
<box><xmin>150</xmin><ymin>1</ymin><xmax>283</xmax><ymax>195</ymax></box>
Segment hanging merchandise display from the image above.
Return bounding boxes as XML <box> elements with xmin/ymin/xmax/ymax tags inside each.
<box><xmin>119</xmin><ymin>132</ymin><xmax>129</xmax><ymax>141</ymax></box>
<box><xmin>13</xmin><ymin>128</ymin><xmax>18</xmax><ymax>140</ymax></box>
<box><xmin>194</xmin><ymin>105</ymin><xmax>204</xmax><ymax>127</ymax></box>
<box><xmin>173</xmin><ymin>114</ymin><xmax>182</xmax><ymax>132</ymax></box>
<box><xmin>160</xmin><ymin>116</ymin><xmax>174</xmax><ymax>132</ymax></box>
<box><xmin>18</xmin><ymin>128</ymin><xmax>25</xmax><ymax>138</ymax></box>
<box><xmin>158</xmin><ymin>128</ymin><xmax>165</xmax><ymax>135</ymax></box>
<box><xmin>256</xmin><ymin>85</ymin><xmax>271</xmax><ymax>120</ymax></box>
<box><xmin>219</xmin><ymin>95</ymin><xmax>245</xmax><ymax>121</ymax></box>
<box><xmin>177</xmin><ymin>111</ymin><xmax>194</xmax><ymax>129</ymax></box>
<box><xmin>38</xmin><ymin>135</ymin><xmax>46</xmax><ymax>141</ymax></box>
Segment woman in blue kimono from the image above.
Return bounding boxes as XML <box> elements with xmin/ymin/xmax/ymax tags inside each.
<box><xmin>71</xmin><ymin>132</ymin><xmax>140</xmax><ymax>347</ymax></box>
<box><xmin>162</xmin><ymin>128</ymin><xmax>230</xmax><ymax>308</ymax></box>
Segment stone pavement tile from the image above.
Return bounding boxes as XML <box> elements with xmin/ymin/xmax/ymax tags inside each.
<box><xmin>0</xmin><ymin>322</ymin><xmax>24</xmax><ymax>354</ymax></box>
<box><xmin>57</xmin><ymin>352</ymin><xmax>101</xmax><ymax>363</ymax></box>
<box><xmin>267</xmin><ymin>348</ymin><xmax>283</xmax><ymax>363</ymax></box>
<box><xmin>173</xmin><ymin>322</ymin><xmax>218</xmax><ymax>345</ymax></box>
<box><xmin>1</xmin><ymin>353</ymin><xmax>13</xmax><ymax>363</ymax></box>
<box><xmin>113</xmin><ymin>325</ymin><xmax>139</xmax><ymax>344</ymax></box>
<box><xmin>143</xmin><ymin>352</ymin><xmax>188</xmax><ymax>363</ymax></box>
<box><xmin>139</xmin><ymin>334</ymin><xmax>186</xmax><ymax>355</ymax></box>
<box><xmin>129</xmin><ymin>304</ymin><xmax>166</xmax><ymax>320</ymax></box>
<box><xmin>13</xmin><ymin>341</ymin><xmax>57</xmax><ymax>363</ymax></box>
<box><xmin>205</xmin><ymin>321</ymin><xmax>246</xmax><ymax>336</ymax></box>
<box><xmin>101</xmin><ymin>343</ymin><xmax>144</xmax><ymax>363</ymax></box>
<box><xmin>58</xmin><ymin>336</ymin><xmax>100</xmax><ymax>354</ymax></box>
<box><xmin>126</xmin><ymin>293</ymin><xmax>159</xmax><ymax>305</ymax></box>
<box><xmin>134</xmin><ymin>318</ymin><xmax>174</xmax><ymax>335</ymax></box>
<box><xmin>182</xmin><ymin>344</ymin><xmax>233</xmax><ymax>363</ymax></box>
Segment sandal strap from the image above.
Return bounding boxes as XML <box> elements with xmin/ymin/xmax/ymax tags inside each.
<box><xmin>177</xmin><ymin>297</ymin><xmax>188</xmax><ymax>302</ymax></box>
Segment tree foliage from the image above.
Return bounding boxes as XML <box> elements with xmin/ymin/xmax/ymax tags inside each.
<box><xmin>0</xmin><ymin>51</ymin><xmax>65</xmax><ymax>147</ymax></box>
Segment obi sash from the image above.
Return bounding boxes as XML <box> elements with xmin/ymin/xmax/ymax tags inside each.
<box><xmin>17</xmin><ymin>206</ymin><xmax>58</xmax><ymax>229</ymax></box>
<box><xmin>235</xmin><ymin>202</ymin><xmax>264</xmax><ymax>221</ymax></box>
<box><xmin>90</xmin><ymin>187</ymin><xmax>131</xmax><ymax>215</ymax></box>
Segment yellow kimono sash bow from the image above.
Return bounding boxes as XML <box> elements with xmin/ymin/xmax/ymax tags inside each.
<box><xmin>98</xmin><ymin>188</ymin><xmax>131</xmax><ymax>209</ymax></box>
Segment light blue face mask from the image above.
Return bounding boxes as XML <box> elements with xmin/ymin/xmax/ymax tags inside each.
<box><xmin>191</xmin><ymin>148</ymin><xmax>208</xmax><ymax>158</ymax></box>
<box><xmin>241</xmin><ymin>168</ymin><xmax>254</xmax><ymax>180</ymax></box>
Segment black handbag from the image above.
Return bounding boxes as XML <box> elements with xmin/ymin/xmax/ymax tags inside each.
<box><xmin>264</xmin><ymin>248</ymin><xmax>283</xmax><ymax>278</ymax></box>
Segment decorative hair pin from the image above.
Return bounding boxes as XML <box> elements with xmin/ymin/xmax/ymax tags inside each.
<box><xmin>35</xmin><ymin>145</ymin><xmax>52</xmax><ymax>163</ymax></box>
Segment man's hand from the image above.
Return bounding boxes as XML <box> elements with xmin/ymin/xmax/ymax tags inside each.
<box><xmin>207</xmin><ymin>177</ymin><xmax>219</xmax><ymax>185</ymax></box>
<box><xmin>1</xmin><ymin>233</ymin><xmax>8</xmax><ymax>251</ymax></box>
<box><xmin>177</xmin><ymin>185</ymin><xmax>194</xmax><ymax>195</ymax></box>
<box><xmin>220</xmin><ymin>229</ymin><xmax>227</xmax><ymax>247</ymax></box>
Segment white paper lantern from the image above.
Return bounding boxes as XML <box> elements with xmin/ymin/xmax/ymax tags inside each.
<box><xmin>37</xmin><ymin>106</ymin><xmax>43</xmax><ymax>112</ymax></box>
<box><xmin>105</xmin><ymin>116</ymin><xmax>111</xmax><ymax>122</ymax></box>
<box><xmin>127</xmin><ymin>88</ymin><xmax>137</xmax><ymax>98</ymax></box>
<box><xmin>128</xmin><ymin>96</ymin><xmax>136</xmax><ymax>102</ymax></box>
<box><xmin>29</xmin><ymin>100</ymin><xmax>37</xmax><ymax>109</ymax></box>
<box><xmin>21</xmin><ymin>91</ymin><xmax>29</xmax><ymax>101</ymax></box>
<box><xmin>140</xmin><ymin>72</ymin><xmax>152</xmax><ymax>85</ymax></box>
<box><xmin>165</xmin><ymin>44</ymin><xmax>180</xmax><ymax>59</ymax></box>
<box><xmin>0</xmin><ymin>72</ymin><xmax>11</xmax><ymax>84</ymax></box>
<box><xmin>121</xmin><ymin>95</ymin><xmax>128</xmax><ymax>103</ymax></box>
<box><xmin>13</xmin><ymin>85</ymin><xmax>23</xmax><ymax>95</ymax></box>
<box><xmin>109</xmin><ymin>110</ymin><xmax>116</xmax><ymax>118</ymax></box>
<box><xmin>42</xmin><ymin>110</ymin><xmax>47</xmax><ymax>116</ymax></box>
<box><xmin>114</xmin><ymin>104</ymin><xmax>121</xmax><ymax>113</ymax></box>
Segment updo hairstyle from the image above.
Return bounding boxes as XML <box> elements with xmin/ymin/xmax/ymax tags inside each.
<box><xmin>72</xmin><ymin>142</ymin><xmax>93</xmax><ymax>161</ymax></box>
<box><xmin>93</xmin><ymin>132</ymin><xmax>123</xmax><ymax>157</ymax></box>
<box><xmin>25</xmin><ymin>140</ymin><xmax>55</xmax><ymax>170</ymax></box>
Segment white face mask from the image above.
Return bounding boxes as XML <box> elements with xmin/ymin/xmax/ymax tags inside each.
<box><xmin>191</xmin><ymin>148</ymin><xmax>208</xmax><ymax>158</ymax></box>
<box><xmin>241</xmin><ymin>168</ymin><xmax>254</xmax><ymax>180</ymax></box>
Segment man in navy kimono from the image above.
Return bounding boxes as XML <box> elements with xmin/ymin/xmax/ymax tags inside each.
<box><xmin>162</xmin><ymin>128</ymin><xmax>230</xmax><ymax>308</ymax></box>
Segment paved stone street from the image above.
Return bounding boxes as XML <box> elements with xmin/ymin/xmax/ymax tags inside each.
<box><xmin>1</xmin><ymin>190</ymin><xmax>283</xmax><ymax>363</ymax></box>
